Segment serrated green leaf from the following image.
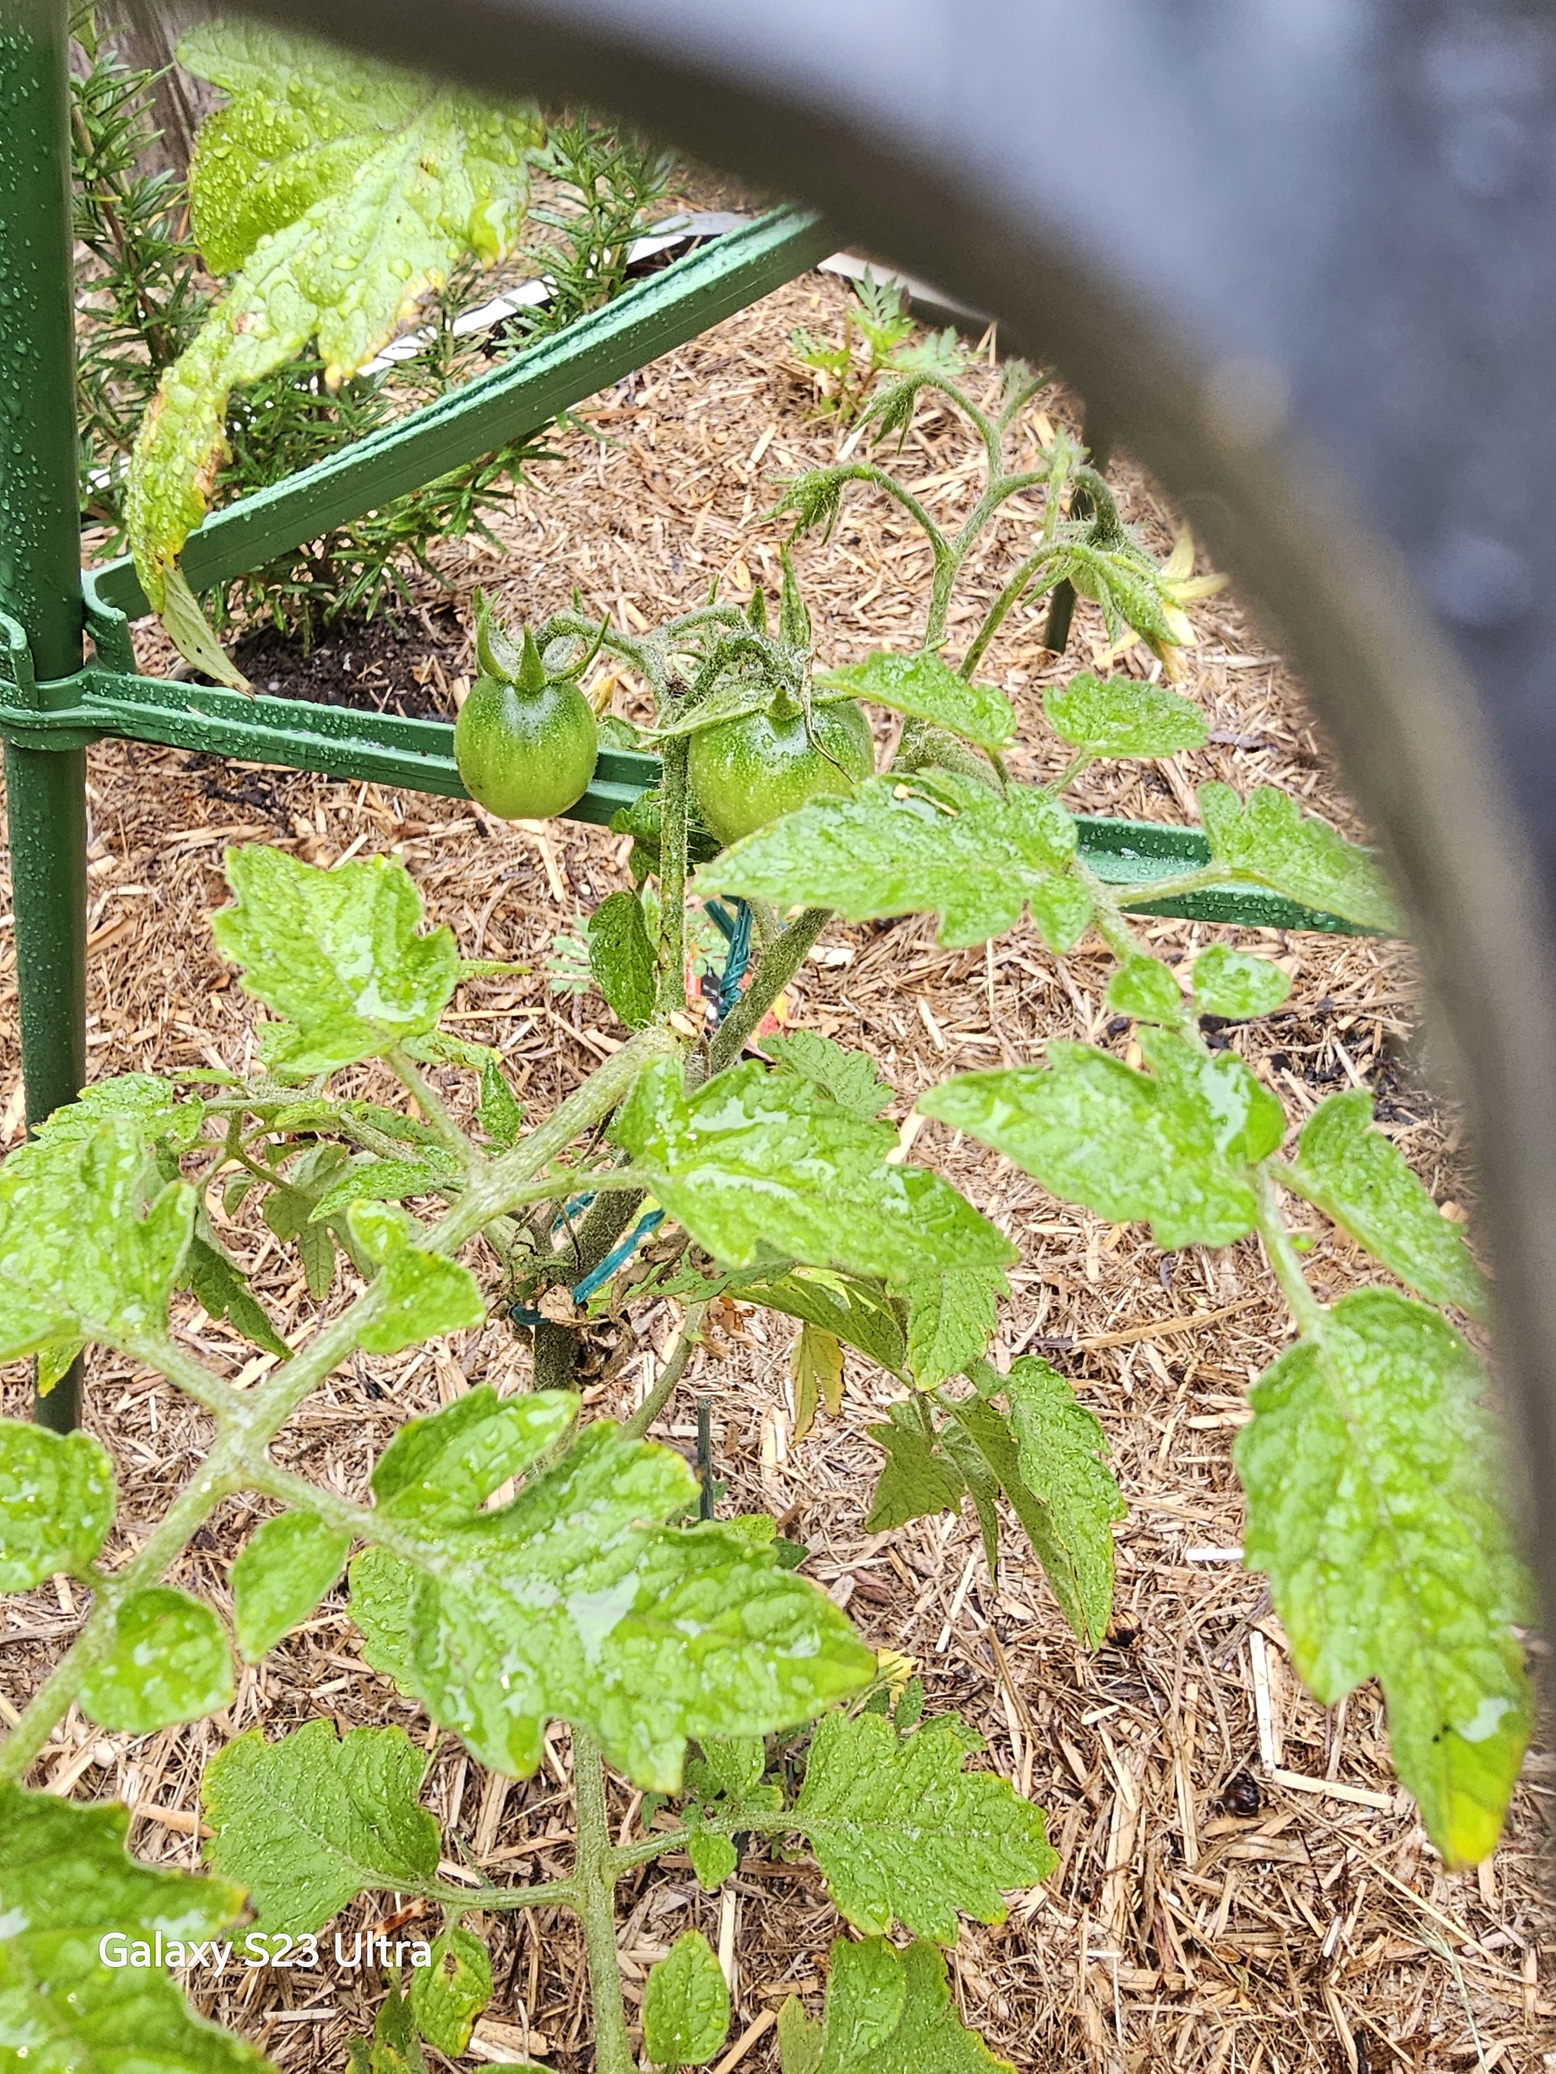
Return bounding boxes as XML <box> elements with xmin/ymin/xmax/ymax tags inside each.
<box><xmin>904</xmin><ymin>1263</ymin><xmax>1002</xmax><ymax>1388</ymax></box>
<box><xmin>643</xmin><ymin>1932</ymin><xmax>729</xmax><ymax>2068</ymax></box>
<box><xmin>1105</xmin><ymin>956</ymin><xmax>1183</xmax><ymax>1025</ymax></box>
<box><xmin>1044</xmin><ymin>672</ymin><xmax>1207</xmax><ymax>757</ymax></box>
<box><xmin>942</xmin><ymin>1391</ymin><xmax>1117</xmax><ymax>1642</ymax></box>
<box><xmin>1192</xmin><ymin>944</ymin><xmax>1292</xmax><ymax>1021</ymax></box>
<box><xmin>349</xmin><ymin>1546</ymin><xmax>419</xmax><ymax>1690</ymax></box>
<box><xmin>589</xmin><ymin>891</ymin><xmax>657</xmax><ymax>1030</ymax></box>
<box><xmin>687</xmin><ymin>1733</ymin><xmax>768</xmax><ymax>1801</ymax></box>
<box><xmin>212</xmin><ymin>848</ymin><xmax>459</xmax><ymax>1073</ymax></box>
<box><xmin>185</xmin><ymin>1231</ymin><xmax>290</xmax><ymax>1358</ymax></box>
<box><xmin>0</xmin><ymin>1420</ymin><xmax>115</xmax><ymax>1590</ymax></box>
<box><xmin>346</xmin><ymin>1207</ymin><xmax>484</xmax><ymax>1355</ymax></box>
<box><xmin>730</xmin><ymin>1267</ymin><xmax>907</xmax><ymax>1379</ymax></box>
<box><xmin>760</xmin><ymin>1031</ymin><xmax>894</xmax><ymax>1120</ymax></box>
<box><xmin>409</xmin><ymin>1929</ymin><xmax>492</xmax><ymax>2055</ymax></box>
<box><xmin>1002</xmin><ymin>1358</ymin><xmax>1124</xmax><ymax>1648</ymax></box>
<box><xmin>202</xmin><ymin>1722</ymin><xmax>440</xmax><ymax>1934</ymax></box>
<box><xmin>35</xmin><ymin>1074</ymin><xmax>205</xmax><ymax>1154</ymax></box>
<box><xmin>697</xmin><ymin>775</ymin><xmax>1091</xmax><ymax>952</ymax></box>
<box><xmin>260</xmin><ymin>1144</ymin><xmax>354</xmax><ymax>1300</ymax></box>
<box><xmin>80</xmin><ymin>1587</ymin><xmax>234</xmax><ymax>1734</ymax></box>
<box><xmin>919</xmin><ymin>1028</ymin><xmax>1285</xmax><ymax>1249</ymax></box>
<box><xmin>865</xmin><ymin>1403</ymin><xmax>967</xmax><ymax>1534</ymax></box>
<box><xmin>478</xmin><ymin>1055</ymin><xmax>524</xmax><ymax>1148</ymax></box>
<box><xmin>309</xmin><ymin>1157</ymin><xmax>456</xmax><ymax>1223</ymax></box>
<box><xmin>1198</xmin><ymin>783</ymin><xmax>1401</xmax><ymax>934</ymax></box>
<box><xmin>934</xmin><ymin>1418</ymin><xmax>1002</xmax><ymax>1572</ymax></box>
<box><xmin>0</xmin><ymin>1119</ymin><xmax>194</xmax><ymax>1361</ymax></box>
<box><xmin>375</xmin><ymin>1421</ymin><xmax>873</xmax><ymax>1790</ymax></box>
<box><xmin>0</xmin><ymin>1785</ymin><xmax>263</xmax><ymax>2074</ymax></box>
<box><xmin>231</xmin><ymin>1512</ymin><xmax>352</xmax><ymax>1662</ymax></box>
<box><xmin>1236</xmin><ymin>1289</ymin><xmax>1531</xmax><ymax>1864</ymax></box>
<box><xmin>616</xmin><ymin>1060</ymin><xmax>1014</xmax><ymax>1301</ymax></box>
<box><xmin>805</xmin><ymin>1938</ymin><xmax>1012</xmax><ymax>2074</ymax></box>
<box><xmin>796</xmin><ymin>1710</ymin><xmax>1053</xmax><ymax>1940</ymax></box>
<box><xmin>1284</xmin><ymin>1090</ymin><xmax>1486</xmax><ymax>1315</ymax></box>
<box><xmin>129</xmin><ymin>19</ymin><xmax>540</xmax><ymax>665</ymax></box>
<box><xmin>371</xmin><ymin>1386</ymin><xmax>576</xmax><ymax>1521</ymax></box>
<box><xmin>792</xmin><ymin>1323</ymin><xmax>844</xmax><ymax>1440</ymax></box>
<box><xmin>814</xmin><ymin>652</ymin><xmax>1015</xmax><ymax>751</ymax></box>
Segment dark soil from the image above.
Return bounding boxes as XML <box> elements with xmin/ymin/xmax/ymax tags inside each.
<box><xmin>230</xmin><ymin>604</ymin><xmax>469</xmax><ymax>721</ymax></box>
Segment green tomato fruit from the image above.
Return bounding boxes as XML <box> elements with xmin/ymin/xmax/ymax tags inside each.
<box><xmin>454</xmin><ymin>672</ymin><xmax>599</xmax><ymax>820</ymax></box>
<box><xmin>688</xmin><ymin>696</ymin><xmax>874</xmax><ymax>846</ymax></box>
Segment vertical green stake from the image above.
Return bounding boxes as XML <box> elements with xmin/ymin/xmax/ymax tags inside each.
<box><xmin>0</xmin><ymin>0</ymin><xmax>88</xmax><ymax>1429</ymax></box>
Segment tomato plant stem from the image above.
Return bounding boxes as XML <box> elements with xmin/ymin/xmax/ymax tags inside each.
<box><xmin>657</xmin><ymin>735</ymin><xmax>691</xmax><ymax>1015</ymax></box>
<box><xmin>622</xmin><ymin>1302</ymin><xmax>707</xmax><ymax>1440</ymax></box>
<box><xmin>571</xmin><ymin>1723</ymin><xmax>636</xmax><ymax>2074</ymax></box>
<box><xmin>1253</xmin><ymin>1166</ymin><xmax>1327</xmax><ymax>1341</ymax></box>
<box><xmin>708</xmin><ymin>907</ymin><xmax>829</xmax><ymax>1074</ymax></box>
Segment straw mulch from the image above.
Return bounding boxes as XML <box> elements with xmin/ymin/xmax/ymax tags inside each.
<box><xmin>1</xmin><ymin>263</ymin><xmax>1550</xmax><ymax>2074</ymax></box>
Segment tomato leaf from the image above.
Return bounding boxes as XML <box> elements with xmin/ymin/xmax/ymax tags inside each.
<box><xmin>1237</xmin><ymin>1290</ymin><xmax>1531</xmax><ymax>1865</ymax></box>
<box><xmin>643</xmin><ymin>1931</ymin><xmax>731</xmax><ymax>2068</ymax></box>
<box><xmin>0</xmin><ymin>1120</ymin><xmax>194</xmax><ymax>1361</ymax></box>
<box><xmin>789</xmin><ymin>1938</ymin><xmax>1012</xmax><ymax>2074</ymax></box>
<box><xmin>1191</xmin><ymin>944</ymin><xmax>1292</xmax><ymax>1021</ymax></box>
<box><xmin>1043</xmin><ymin>672</ymin><xmax>1207</xmax><ymax>757</ymax></box>
<box><xmin>919</xmin><ymin>1030</ymin><xmax>1285</xmax><ymax>1249</ymax></box>
<box><xmin>185</xmin><ymin>1228</ymin><xmax>290</xmax><ymax>1358</ymax></box>
<box><xmin>349</xmin><ymin>1545</ymin><xmax>420</xmax><ymax>1690</ymax></box>
<box><xmin>80</xmin><ymin>1586</ymin><xmax>234</xmax><ymax>1734</ymax></box>
<box><xmin>34</xmin><ymin>1073</ymin><xmax>205</xmax><ymax>1154</ymax></box>
<box><xmin>0</xmin><ymin>1420</ymin><xmax>115</xmax><ymax>1590</ymax></box>
<box><xmin>796</xmin><ymin>1710</ymin><xmax>1053</xmax><ymax>1941</ymax></box>
<box><xmin>791</xmin><ymin>1322</ymin><xmax>845</xmax><ymax>1439</ymax></box>
<box><xmin>478</xmin><ymin>1054</ymin><xmax>524</xmax><ymax>1147</ymax></box>
<box><xmin>616</xmin><ymin>1059</ymin><xmax>1015</xmax><ymax>1295</ymax></box>
<box><xmin>1104</xmin><ymin>956</ymin><xmax>1183</xmax><ymax>1025</ymax></box>
<box><xmin>589</xmin><ymin>890</ymin><xmax>657</xmax><ymax>1031</ymax></box>
<box><xmin>212</xmin><ymin>848</ymin><xmax>458</xmax><ymax>1073</ymax></box>
<box><xmin>0</xmin><ymin>1786</ymin><xmax>264</xmax><ymax>2074</ymax></box>
<box><xmin>903</xmin><ymin>1264</ymin><xmax>1002</xmax><ymax>1387</ymax></box>
<box><xmin>409</xmin><ymin>1928</ymin><xmax>493</xmax><ymax>2055</ymax></box>
<box><xmin>344</xmin><ymin>1203</ymin><xmax>484</xmax><ymax>1355</ymax></box>
<box><xmin>371</xmin><ymin>1385</ymin><xmax>576</xmax><ymax>1523</ymax></box>
<box><xmin>696</xmin><ymin>775</ymin><xmax>1091</xmax><ymax>951</ymax></box>
<box><xmin>309</xmin><ymin>1155</ymin><xmax>459</xmax><ymax>1222</ymax></box>
<box><xmin>760</xmin><ymin>1031</ymin><xmax>894</xmax><ymax>1120</ymax></box>
<box><xmin>1198</xmin><ymin>783</ymin><xmax>1401</xmax><ymax>934</ymax></box>
<box><xmin>731</xmin><ymin>1265</ymin><xmax>908</xmax><ymax>1380</ymax></box>
<box><xmin>814</xmin><ymin>651</ymin><xmax>1016</xmax><ymax>751</ymax></box>
<box><xmin>1284</xmin><ymin>1090</ymin><xmax>1486</xmax><ymax>1315</ymax></box>
<box><xmin>1001</xmin><ymin>1357</ymin><xmax>1124</xmax><ymax>1648</ymax></box>
<box><xmin>127</xmin><ymin>18</ymin><xmax>540</xmax><ymax>672</ymax></box>
<box><xmin>203</xmin><ymin>1722</ymin><xmax>440</xmax><ymax>1933</ymax></box>
<box><xmin>865</xmin><ymin>1403</ymin><xmax>967</xmax><ymax>1535</ymax></box>
<box><xmin>231</xmin><ymin>1512</ymin><xmax>353</xmax><ymax>1662</ymax></box>
<box><xmin>360</xmin><ymin>1413</ymin><xmax>873</xmax><ymax>1790</ymax></box>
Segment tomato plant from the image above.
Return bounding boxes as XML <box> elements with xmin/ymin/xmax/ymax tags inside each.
<box><xmin>0</xmin><ymin>285</ymin><xmax>1531</xmax><ymax>2074</ymax></box>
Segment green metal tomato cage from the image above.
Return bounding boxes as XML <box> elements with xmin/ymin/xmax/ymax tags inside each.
<box><xmin>0</xmin><ymin>4</ymin><xmax>1364</xmax><ymax>1433</ymax></box>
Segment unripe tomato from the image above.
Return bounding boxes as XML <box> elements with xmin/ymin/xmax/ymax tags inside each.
<box><xmin>688</xmin><ymin>694</ymin><xmax>873</xmax><ymax>846</ymax></box>
<box><xmin>453</xmin><ymin>629</ymin><xmax>598</xmax><ymax>821</ymax></box>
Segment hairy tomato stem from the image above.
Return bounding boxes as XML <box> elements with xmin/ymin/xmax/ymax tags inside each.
<box><xmin>708</xmin><ymin>908</ymin><xmax>829</xmax><ymax>1074</ymax></box>
<box><xmin>570</xmin><ymin>1723</ymin><xmax>636</xmax><ymax>2074</ymax></box>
